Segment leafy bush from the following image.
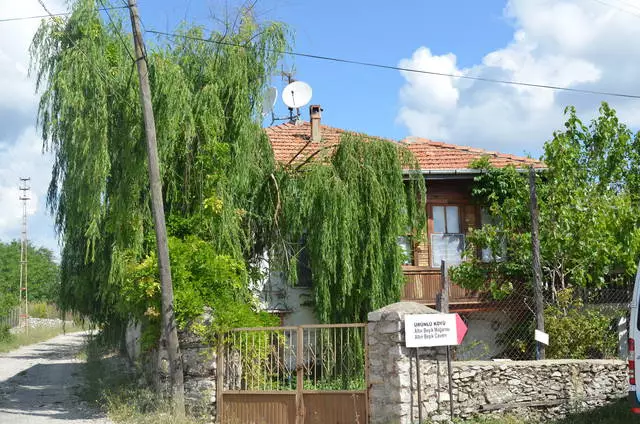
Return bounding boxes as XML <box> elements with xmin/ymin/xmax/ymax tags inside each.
<box><xmin>545</xmin><ymin>289</ymin><xmax>622</xmax><ymax>359</ymax></box>
<box><xmin>497</xmin><ymin>288</ymin><xmax>623</xmax><ymax>360</ymax></box>
<box><xmin>119</xmin><ymin>236</ymin><xmax>278</xmax><ymax>351</ymax></box>
<box><xmin>30</xmin><ymin>303</ymin><xmax>47</xmax><ymax>319</ymax></box>
<box><xmin>0</xmin><ymin>325</ymin><xmax>13</xmax><ymax>344</ymax></box>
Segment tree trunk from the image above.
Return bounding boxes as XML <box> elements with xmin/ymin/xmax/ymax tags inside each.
<box><xmin>128</xmin><ymin>0</ymin><xmax>185</xmax><ymax>413</ymax></box>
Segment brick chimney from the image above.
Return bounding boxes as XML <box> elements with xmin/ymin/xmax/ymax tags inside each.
<box><xmin>310</xmin><ymin>105</ymin><xmax>322</xmax><ymax>142</ymax></box>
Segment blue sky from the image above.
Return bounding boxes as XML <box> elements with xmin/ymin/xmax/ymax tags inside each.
<box><xmin>140</xmin><ymin>0</ymin><xmax>514</xmax><ymax>141</ymax></box>
<box><xmin>2</xmin><ymin>0</ymin><xmax>640</xmax><ymax>255</ymax></box>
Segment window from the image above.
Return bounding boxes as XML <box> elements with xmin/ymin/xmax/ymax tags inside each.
<box><xmin>398</xmin><ymin>236</ymin><xmax>413</xmax><ymax>265</ymax></box>
<box><xmin>431</xmin><ymin>205</ymin><xmax>465</xmax><ymax>267</ymax></box>
<box><xmin>295</xmin><ymin>239</ymin><xmax>313</xmax><ymax>288</ymax></box>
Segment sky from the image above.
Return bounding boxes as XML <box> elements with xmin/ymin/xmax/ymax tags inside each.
<box><xmin>2</xmin><ymin>0</ymin><xmax>640</xmax><ymax>258</ymax></box>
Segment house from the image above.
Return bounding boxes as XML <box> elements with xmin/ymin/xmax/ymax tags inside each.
<box><xmin>260</xmin><ymin>106</ymin><xmax>543</xmax><ymax>358</ymax></box>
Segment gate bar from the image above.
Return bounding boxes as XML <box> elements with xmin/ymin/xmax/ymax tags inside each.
<box><xmin>216</xmin><ymin>335</ymin><xmax>224</xmax><ymax>424</ymax></box>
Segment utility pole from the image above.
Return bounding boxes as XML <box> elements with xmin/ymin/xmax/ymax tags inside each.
<box><xmin>19</xmin><ymin>178</ymin><xmax>30</xmax><ymax>334</ymax></box>
<box><xmin>529</xmin><ymin>168</ymin><xmax>545</xmax><ymax>360</ymax></box>
<box><xmin>127</xmin><ymin>0</ymin><xmax>184</xmax><ymax>412</ymax></box>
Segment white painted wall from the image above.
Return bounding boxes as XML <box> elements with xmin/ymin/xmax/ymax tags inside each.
<box><xmin>252</xmin><ymin>252</ymin><xmax>319</xmax><ymax>326</ymax></box>
<box><xmin>456</xmin><ymin>311</ymin><xmax>514</xmax><ymax>360</ymax></box>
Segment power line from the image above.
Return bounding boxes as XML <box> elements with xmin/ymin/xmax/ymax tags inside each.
<box><xmin>590</xmin><ymin>0</ymin><xmax>640</xmax><ymax>17</ymax></box>
<box><xmin>146</xmin><ymin>29</ymin><xmax>640</xmax><ymax>100</ymax></box>
<box><xmin>98</xmin><ymin>0</ymin><xmax>135</xmax><ymax>62</ymax></box>
<box><xmin>37</xmin><ymin>0</ymin><xmax>55</xmax><ymax>16</ymax></box>
<box><xmin>0</xmin><ymin>6</ymin><xmax>128</xmax><ymax>23</ymax></box>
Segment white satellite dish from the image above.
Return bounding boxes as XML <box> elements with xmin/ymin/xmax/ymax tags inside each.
<box><xmin>282</xmin><ymin>81</ymin><xmax>312</xmax><ymax>109</ymax></box>
<box><xmin>262</xmin><ymin>86</ymin><xmax>278</xmax><ymax>116</ymax></box>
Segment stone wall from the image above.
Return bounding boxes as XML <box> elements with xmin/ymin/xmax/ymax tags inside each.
<box><xmin>125</xmin><ymin>322</ymin><xmax>219</xmax><ymax>415</ymax></box>
<box><xmin>367</xmin><ymin>301</ymin><xmax>629</xmax><ymax>424</ymax></box>
<box><xmin>446</xmin><ymin>359</ymin><xmax>627</xmax><ymax>421</ymax></box>
<box><xmin>181</xmin><ymin>341</ymin><xmax>217</xmax><ymax>414</ymax></box>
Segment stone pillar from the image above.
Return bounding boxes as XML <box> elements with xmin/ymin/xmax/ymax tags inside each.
<box><xmin>368</xmin><ymin>301</ymin><xmax>445</xmax><ymax>424</ymax></box>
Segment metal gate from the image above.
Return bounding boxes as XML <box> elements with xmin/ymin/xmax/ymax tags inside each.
<box><xmin>217</xmin><ymin>323</ymin><xmax>368</xmax><ymax>424</ymax></box>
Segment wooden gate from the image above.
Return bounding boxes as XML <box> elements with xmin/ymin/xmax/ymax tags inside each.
<box><xmin>217</xmin><ymin>324</ymin><xmax>368</xmax><ymax>424</ymax></box>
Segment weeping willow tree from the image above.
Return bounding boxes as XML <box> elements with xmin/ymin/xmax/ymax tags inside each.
<box><xmin>268</xmin><ymin>135</ymin><xmax>426</xmax><ymax>323</ymax></box>
<box><xmin>30</xmin><ymin>0</ymin><xmax>425</xmax><ymax>353</ymax></box>
<box><xmin>30</xmin><ymin>0</ymin><xmax>287</xmax><ymax>332</ymax></box>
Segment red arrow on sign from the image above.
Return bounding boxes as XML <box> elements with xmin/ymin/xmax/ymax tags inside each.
<box><xmin>455</xmin><ymin>314</ymin><xmax>468</xmax><ymax>345</ymax></box>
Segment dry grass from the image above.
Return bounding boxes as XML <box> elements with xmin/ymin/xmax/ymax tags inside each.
<box><xmin>80</xmin><ymin>336</ymin><xmax>206</xmax><ymax>424</ymax></box>
<box><xmin>105</xmin><ymin>388</ymin><xmax>204</xmax><ymax>424</ymax></box>
<box><xmin>0</xmin><ymin>323</ymin><xmax>83</xmax><ymax>353</ymax></box>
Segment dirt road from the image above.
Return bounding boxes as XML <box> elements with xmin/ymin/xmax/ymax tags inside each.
<box><xmin>0</xmin><ymin>332</ymin><xmax>111</xmax><ymax>423</ymax></box>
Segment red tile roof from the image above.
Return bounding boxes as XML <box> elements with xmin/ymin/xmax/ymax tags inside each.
<box><xmin>265</xmin><ymin>121</ymin><xmax>544</xmax><ymax>170</ymax></box>
<box><xmin>401</xmin><ymin>136</ymin><xmax>543</xmax><ymax>170</ymax></box>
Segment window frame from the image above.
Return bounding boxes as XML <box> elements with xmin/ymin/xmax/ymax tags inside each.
<box><xmin>398</xmin><ymin>235</ymin><xmax>414</xmax><ymax>266</ymax></box>
<box><xmin>429</xmin><ymin>204</ymin><xmax>465</xmax><ymax>268</ymax></box>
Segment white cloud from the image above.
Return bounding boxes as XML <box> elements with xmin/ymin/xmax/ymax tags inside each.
<box><xmin>0</xmin><ymin>0</ymin><xmax>65</xmax><ymax>256</ymax></box>
<box><xmin>397</xmin><ymin>0</ymin><xmax>640</xmax><ymax>156</ymax></box>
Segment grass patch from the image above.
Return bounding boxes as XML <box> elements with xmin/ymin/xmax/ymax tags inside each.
<box><xmin>553</xmin><ymin>399</ymin><xmax>634</xmax><ymax>424</ymax></box>
<box><xmin>81</xmin><ymin>335</ymin><xmax>206</xmax><ymax>424</ymax></box>
<box><xmin>0</xmin><ymin>322</ymin><xmax>83</xmax><ymax>353</ymax></box>
<box><xmin>452</xmin><ymin>399</ymin><xmax>633</xmax><ymax>424</ymax></box>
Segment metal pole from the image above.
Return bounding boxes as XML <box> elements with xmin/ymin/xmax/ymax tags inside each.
<box><xmin>436</xmin><ymin>357</ymin><xmax>441</xmax><ymax>407</ymax></box>
<box><xmin>216</xmin><ymin>334</ymin><xmax>224</xmax><ymax>424</ymax></box>
<box><xmin>446</xmin><ymin>346</ymin><xmax>454</xmax><ymax>420</ymax></box>
<box><xmin>296</xmin><ymin>327</ymin><xmax>304</xmax><ymax>424</ymax></box>
<box><xmin>529</xmin><ymin>168</ymin><xmax>545</xmax><ymax>360</ymax></box>
<box><xmin>415</xmin><ymin>347</ymin><xmax>423</xmax><ymax>423</ymax></box>
<box><xmin>19</xmin><ymin>177</ymin><xmax>30</xmax><ymax>334</ymax></box>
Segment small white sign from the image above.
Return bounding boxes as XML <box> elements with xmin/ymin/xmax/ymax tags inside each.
<box><xmin>405</xmin><ymin>314</ymin><xmax>458</xmax><ymax>347</ymax></box>
<box><xmin>535</xmin><ymin>329</ymin><xmax>549</xmax><ymax>345</ymax></box>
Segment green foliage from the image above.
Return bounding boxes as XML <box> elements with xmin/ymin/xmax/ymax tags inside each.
<box><xmin>270</xmin><ymin>134</ymin><xmax>426</xmax><ymax>323</ymax></box>
<box><xmin>452</xmin><ymin>103</ymin><xmax>640</xmax><ymax>298</ymax></box>
<box><xmin>118</xmin><ymin>236</ymin><xmax>277</xmax><ymax>350</ymax></box>
<box><xmin>545</xmin><ymin>289</ymin><xmax>622</xmax><ymax>359</ymax></box>
<box><xmin>30</xmin><ymin>0</ymin><xmax>288</xmax><ymax>335</ymax></box>
<box><xmin>31</xmin><ymin>0</ymin><xmax>424</xmax><ymax>350</ymax></box>
<box><xmin>0</xmin><ymin>241</ymin><xmax>60</xmax><ymax>316</ymax></box>
<box><xmin>497</xmin><ymin>289</ymin><xmax>623</xmax><ymax>360</ymax></box>
<box><xmin>0</xmin><ymin>325</ymin><xmax>12</xmax><ymax>344</ymax></box>
<box><xmin>29</xmin><ymin>302</ymin><xmax>48</xmax><ymax>319</ymax></box>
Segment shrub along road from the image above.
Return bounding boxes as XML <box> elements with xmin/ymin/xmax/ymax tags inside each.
<box><xmin>0</xmin><ymin>332</ymin><xmax>111</xmax><ymax>423</ymax></box>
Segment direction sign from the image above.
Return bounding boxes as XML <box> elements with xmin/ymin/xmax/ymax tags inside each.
<box><xmin>405</xmin><ymin>313</ymin><xmax>468</xmax><ymax>348</ymax></box>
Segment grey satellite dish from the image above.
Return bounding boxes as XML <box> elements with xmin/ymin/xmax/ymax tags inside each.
<box><xmin>282</xmin><ymin>81</ymin><xmax>312</xmax><ymax>109</ymax></box>
<box><xmin>262</xmin><ymin>86</ymin><xmax>278</xmax><ymax>116</ymax></box>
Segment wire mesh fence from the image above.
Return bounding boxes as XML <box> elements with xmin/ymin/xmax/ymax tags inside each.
<box><xmin>453</xmin><ymin>281</ymin><xmax>631</xmax><ymax>361</ymax></box>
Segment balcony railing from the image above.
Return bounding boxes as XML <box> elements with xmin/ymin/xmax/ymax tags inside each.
<box><xmin>401</xmin><ymin>266</ymin><xmax>480</xmax><ymax>306</ymax></box>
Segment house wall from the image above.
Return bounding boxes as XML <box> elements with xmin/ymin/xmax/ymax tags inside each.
<box><xmin>456</xmin><ymin>311</ymin><xmax>515</xmax><ymax>360</ymax></box>
<box><xmin>257</xmin><ymin>177</ymin><xmax>484</xmax><ymax>328</ymax></box>
<box><xmin>255</xmin><ymin>253</ymin><xmax>319</xmax><ymax>326</ymax></box>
